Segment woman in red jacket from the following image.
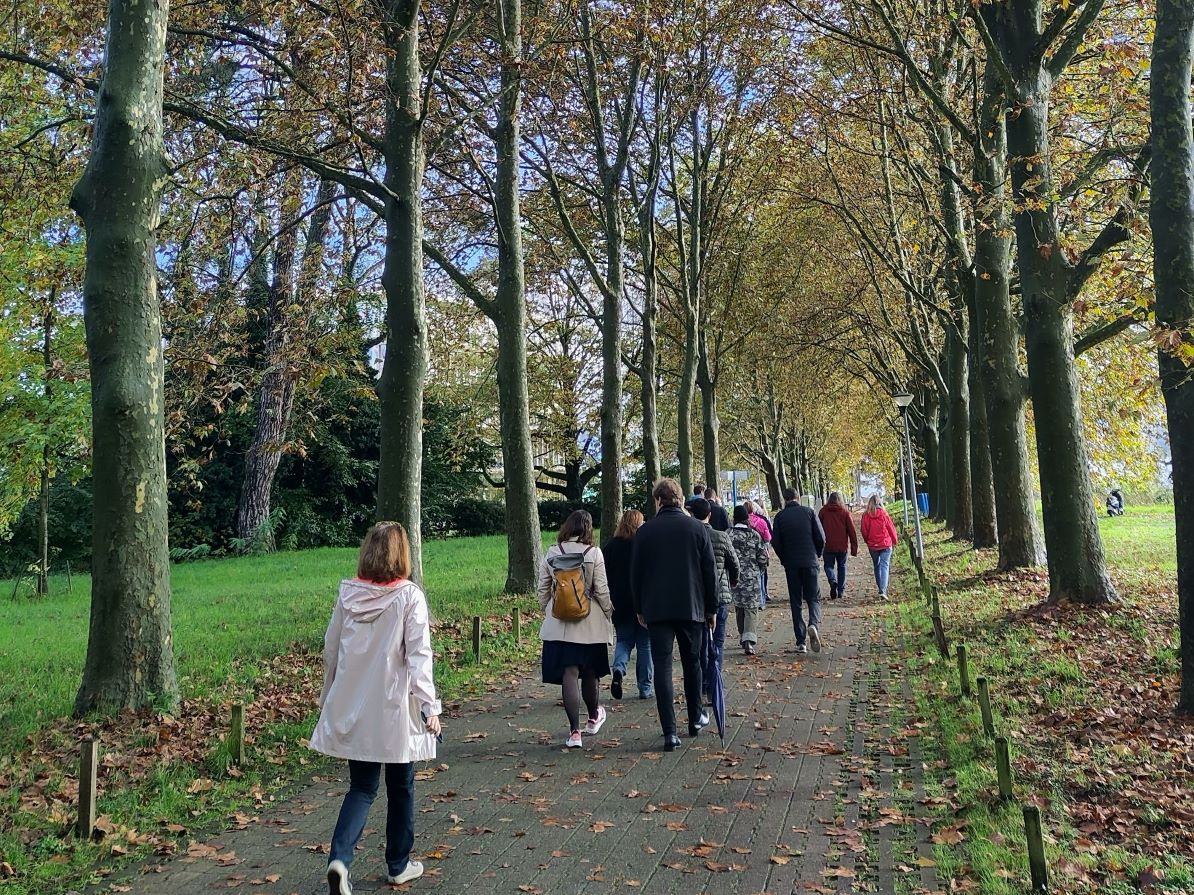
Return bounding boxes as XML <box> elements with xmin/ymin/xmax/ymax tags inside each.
<box><xmin>860</xmin><ymin>495</ymin><xmax>898</xmax><ymax>600</ymax></box>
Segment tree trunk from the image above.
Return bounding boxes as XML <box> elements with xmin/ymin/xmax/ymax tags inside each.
<box><xmin>967</xmin><ymin>303</ymin><xmax>999</xmax><ymax>548</ymax></box>
<box><xmin>71</xmin><ymin>0</ymin><xmax>178</xmax><ymax>714</ymax></box>
<box><xmin>677</xmin><ymin>305</ymin><xmax>698</xmax><ymax>495</ymax></box>
<box><xmin>972</xmin><ymin>68</ymin><xmax>1043</xmax><ymax>568</ymax></box>
<box><xmin>935</xmin><ymin>406</ymin><xmax>952</xmax><ymax>524</ymax></box>
<box><xmin>236</xmin><ymin>177</ymin><xmax>335</xmax><ymax>546</ymax></box>
<box><xmin>1151</xmin><ymin>0</ymin><xmax>1194</xmax><ymax>712</ymax></box>
<box><xmin>637</xmin><ymin>194</ymin><xmax>660</xmax><ymax>516</ymax></box>
<box><xmin>598</xmin><ymin>191</ymin><xmax>624</xmax><ymax>539</ymax></box>
<box><xmin>1000</xmin><ymin>36</ymin><xmax>1114</xmax><ymax>603</ymax></box>
<box><xmin>947</xmin><ymin>321</ymin><xmax>973</xmax><ymax>540</ymax></box>
<box><xmin>492</xmin><ymin>0</ymin><xmax>541</xmax><ymax>590</ymax></box>
<box><xmin>375</xmin><ymin>0</ymin><xmax>427</xmax><ymax>581</ymax></box>
<box><xmin>37</xmin><ymin>307</ymin><xmax>52</xmax><ymax>596</ymax></box>
<box><xmin>697</xmin><ymin>332</ymin><xmax>720</xmax><ymax>492</ymax></box>
<box><xmin>920</xmin><ymin>402</ymin><xmax>940</xmax><ymax>519</ymax></box>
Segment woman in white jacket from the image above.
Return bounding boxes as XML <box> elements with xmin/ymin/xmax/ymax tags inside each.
<box><xmin>538</xmin><ymin>510</ymin><xmax>614</xmax><ymax>749</ymax></box>
<box><xmin>311</xmin><ymin>522</ymin><xmax>441</xmax><ymax>895</ymax></box>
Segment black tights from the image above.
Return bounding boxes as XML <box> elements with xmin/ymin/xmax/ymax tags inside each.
<box><xmin>561</xmin><ymin>666</ymin><xmax>600</xmax><ymax>732</ymax></box>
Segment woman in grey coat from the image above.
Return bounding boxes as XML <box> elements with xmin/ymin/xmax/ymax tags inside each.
<box><xmin>729</xmin><ymin>504</ymin><xmax>769</xmax><ymax>654</ymax></box>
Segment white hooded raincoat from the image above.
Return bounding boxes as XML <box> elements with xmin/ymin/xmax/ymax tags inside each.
<box><xmin>310</xmin><ymin>579</ymin><xmax>441</xmax><ymax>764</ymax></box>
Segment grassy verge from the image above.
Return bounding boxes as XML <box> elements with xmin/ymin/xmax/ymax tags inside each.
<box><xmin>0</xmin><ymin>534</ymin><xmax>549</xmax><ymax>895</ymax></box>
<box><xmin>888</xmin><ymin>506</ymin><xmax>1193</xmax><ymax>894</ymax></box>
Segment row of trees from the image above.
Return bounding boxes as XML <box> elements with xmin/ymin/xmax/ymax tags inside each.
<box><xmin>1</xmin><ymin>0</ymin><xmax>1188</xmax><ymax>713</ymax></box>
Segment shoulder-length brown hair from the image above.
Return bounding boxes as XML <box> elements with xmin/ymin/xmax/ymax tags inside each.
<box><xmin>558</xmin><ymin>510</ymin><xmax>595</xmax><ymax>546</ymax></box>
<box><xmin>614</xmin><ymin>509</ymin><xmax>644</xmax><ymax>540</ymax></box>
<box><xmin>357</xmin><ymin>521</ymin><xmax>412</xmax><ymax>583</ymax></box>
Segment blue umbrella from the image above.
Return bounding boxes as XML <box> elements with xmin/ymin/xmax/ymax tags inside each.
<box><xmin>706</xmin><ymin>625</ymin><xmax>726</xmax><ymax>745</ymax></box>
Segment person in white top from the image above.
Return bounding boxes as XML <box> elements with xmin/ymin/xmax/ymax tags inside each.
<box><xmin>311</xmin><ymin>522</ymin><xmax>442</xmax><ymax>895</ymax></box>
<box><xmin>538</xmin><ymin>510</ymin><xmax>614</xmax><ymax>749</ymax></box>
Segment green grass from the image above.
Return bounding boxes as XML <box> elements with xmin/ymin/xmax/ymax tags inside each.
<box><xmin>1096</xmin><ymin>502</ymin><xmax>1176</xmax><ymax>572</ymax></box>
<box><xmin>0</xmin><ymin>532</ymin><xmax>555</xmax><ymax>895</ymax></box>
<box><xmin>890</xmin><ymin>504</ymin><xmax>1192</xmax><ymax>894</ymax></box>
<box><xmin>0</xmin><ymin>534</ymin><xmax>547</xmax><ymax>754</ymax></box>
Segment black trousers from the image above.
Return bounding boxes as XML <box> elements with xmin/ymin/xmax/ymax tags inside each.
<box><xmin>647</xmin><ymin>621</ymin><xmax>705</xmax><ymax>737</ymax></box>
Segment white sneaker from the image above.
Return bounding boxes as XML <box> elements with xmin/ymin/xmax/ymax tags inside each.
<box><xmin>327</xmin><ymin>860</ymin><xmax>352</xmax><ymax>895</ymax></box>
<box><xmin>566</xmin><ymin>730</ymin><xmax>583</xmax><ymax>748</ymax></box>
<box><xmin>583</xmin><ymin>706</ymin><xmax>607</xmax><ymax>735</ymax></box>
<box><xmin>809</xmin><ymin>625</ymin><xmax>822</xmax><ymax>653</ymax></box>
<box><xmin>879</xmin><ymin>591</ymin><xmax>888</xmax><ymax>601</ymax></box>
<box><xmin>387</xmin><ymin>860</ymin><xmax>424</xmax><ymax>885</ymax></box>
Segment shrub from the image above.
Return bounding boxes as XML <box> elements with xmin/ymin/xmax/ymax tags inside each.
<box><xmin>448</xmin><ymin>498</ymin><xmax>507</xmax><ymax>537</ymax></box>
<box><xmin>538</xmin><ymin>500</ymin><xmax>602</xmax><ymax>531</ymax></box>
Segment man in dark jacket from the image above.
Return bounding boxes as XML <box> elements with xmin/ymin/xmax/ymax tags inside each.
<box><xmin>771</xmin><ymin>488</ymin><xmax>826</xmax><ymax>654</ymax></box>
<box><xmin>632</xmin><ymin>479</ymin><xmax>717</xmax><ymax>750</ymax></box>
<box><xmin>703</xmin><ymin>488</ymin><xmax>731</xmax><ymax>532</ymax></box>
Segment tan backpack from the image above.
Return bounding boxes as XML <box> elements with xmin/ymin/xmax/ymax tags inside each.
<box><xmin>549</xmin><ymin>547</ymin><xmax>594</xmax><ymax>622</ymax></box>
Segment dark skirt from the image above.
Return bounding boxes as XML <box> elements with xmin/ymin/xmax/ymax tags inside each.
<box><xmin>541</xmin><ymin>640</ymin><xmax>611</xmax><ymax>685</ymax></box>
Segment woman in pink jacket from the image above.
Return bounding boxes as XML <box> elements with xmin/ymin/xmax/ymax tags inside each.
<box><xmin>860</xmin><ymin>495</ymin><xmax>899</xmax><ymax>600</ymax></box>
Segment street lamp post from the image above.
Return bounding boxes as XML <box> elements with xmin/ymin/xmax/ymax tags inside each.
<box><xmin>892</xmin><ymin>392</ymin><xmax>924</xmax><ymax>564</ymax></box>
<box><xmin>897</xmin><ymin>448</ymin><xmax>909</xmax><ymax>528</ymax></box>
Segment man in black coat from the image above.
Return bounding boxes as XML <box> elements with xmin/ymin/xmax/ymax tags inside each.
<box><xmin>771</xmin><ymin>488</ymin><xmax>826</xmax><ymax>654</ymax></box>
<box><xmin>703</xmin><ymin>487</ymin><xmax>731</xmax><ymax>532</ymax></box>
<box><xmin>631</xmin><ymin>478</ymin><xmax>717</xmax><ymax>751</ymax></box>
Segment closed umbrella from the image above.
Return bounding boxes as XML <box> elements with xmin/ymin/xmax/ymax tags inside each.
<box><xmin>706</xmin><ymin>625</ymin><xmax>726</xmax><ymax>745</ymax></box>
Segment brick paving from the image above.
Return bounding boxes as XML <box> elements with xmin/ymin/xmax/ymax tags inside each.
<box><xmin>106</xmin><ymin>552</ymin><xmax>940</xmax><ymax>895</ymax></box>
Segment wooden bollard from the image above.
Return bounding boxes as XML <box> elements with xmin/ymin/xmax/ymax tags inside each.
<box><xmin>995</xmin><ymin>736</ymin><xmax>1014</xmax><ymax>801</ymax></box>
<box><xmin>956</xmin><ymin>644</ymin><xmax>971</xmax><ymax>697</ymax></box>
<box><xmin>77</xmin><ymin>738</ymin><xmax>98</xmax><ymax>839</ymax></box>
<box><xmin>472</xmin><ymin>615</ymin><xmax>482</xmax><ymax>659</ymax></box>
<box><xmin>230</xmin><ymin>704</ymin><xmax>246</xmax><ymax>765</ymax></box>
<box><xmin>1023</xmin><ymin>805</ymin><xmax>1049</xmax><ymax>891</ymax></box>
<box><xmin>977</xmin><ymin>676</ymin><xmax>995</xmax><ymax>738</ymax></box>
<box><xmin>512</xmin><ymin>608</ymin><xmax>521</xmax><ymax>644</ymax></box>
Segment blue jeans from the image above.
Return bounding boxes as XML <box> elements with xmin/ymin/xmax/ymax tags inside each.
<box><xmin>613</xmin><ymin>618</ymin><xmax>653</xmax><ymax>696</ymax></box>
<box><xmin>824</xmin><ymin>551</ymin><xmax>848</xmax><ymax>595</ymax></box>
<box><xmin>329</xmin><ymin>760</ymin><xmax>415</xmax><ymax>877</ymax></box>
<box><xmin>870</xmin><ymin>548</ymin><xmax>892</xmax><ymax>594</ymax></box>
<box><xmin>784</xmin><ymin>565</ymin><xmax>821</xmax><ymax>646</ymax></box>
<box><xmin>701</xmin><ymin>605</ymin><xmax>728</xmax><ymax>696</ymax></box>
<box><xmin>760</xmin><ymin>566</ymin><xmax>769</xmax><ymax>605</ymax></box>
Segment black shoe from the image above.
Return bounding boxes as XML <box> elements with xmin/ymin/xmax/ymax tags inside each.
<box><xmin>743</xmin><ymin>642</ymin><xmax>755</xmax><ymax>655</ymax></box>
<box><xmin>664</xmin><ymin>734</ymin><xmax>682</xmax><ymax>751</ymax></box>
<box><xmin>829</xmin><ymin>583</ymin><xmax>838</xmax><ymax>599</ymax></box>
<box><xmin>611</xmin><ymin>670</ymin><xmax>623</xmax><ymax>700</ymax></box>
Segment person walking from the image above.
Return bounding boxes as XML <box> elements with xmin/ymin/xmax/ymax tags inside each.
<box><xmin>537</xmin><ymin>510</ymin><xmax>614</xmax><ymax>748</ymax></box>
<box><xmin>744</xmin><ymin>500</ymin><xmax>773</xmax><ymax>605</ymax></box>
<box><xmin>860</xmin><ymin>494</ymin><xmax>899</xmax><ymax>600</ymax></box>
<box><xmin>602</xmin><ymin>510</ymin><xmax>652</xmax><ymax>700</ymax></box>
<box><xmin>631</xmin><ymin>478</ymin><xmax>717</xmax><ymax>751</ymax></box>
<box><xmin>312</xmin><ymin>522</ymin><xmax>442</xmax><ymax>895</ymax></box>
<box><xmin>704</xmin><ymin>487</ymin><xmax>731</xmax><ymax>532</ymax></box>
<box><xmin>729</xmin><ymin>504</ymin><xmax>768</xmax><ymax>654</ymax></box>
<box><xmin>689</xmin><ymin>498</ymin><xmax>739</xmax><ymax>699</ymax></box>
<box><xmin>770</xmin><ymin>488</ymin><xmax>826</xmax><ymax>654</ymax></box>
<box><xmin>817</xmin><ymin>492</ymin><xmax>858</xmax><ymax>600</ymax></box>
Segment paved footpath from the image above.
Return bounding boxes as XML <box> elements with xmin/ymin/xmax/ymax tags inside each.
<box><xmin>109</xmin><ymin>552</ymin><xmax>941</xmax><ymax>895</ymax></box>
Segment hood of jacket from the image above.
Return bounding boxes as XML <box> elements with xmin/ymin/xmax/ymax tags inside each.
<box><xmin>820</xmin><ymin>502</ymin><xmax>850</xmax><ymax>522</ymax></box>
<box><xmin>338</xmin><ymin>578</ymin><xmax>407</xmax><ymax>622</ymax></box>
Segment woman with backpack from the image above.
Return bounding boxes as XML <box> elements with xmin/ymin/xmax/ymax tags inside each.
<box><xmin>538</xmin><ymin>510</ymin><xmax>614</xmax><ymax>749</ymax></box>
<box><xmin>860</xmin><ymin>494</ymin><xmax>899</xmax><ymax>600</ymax></box>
